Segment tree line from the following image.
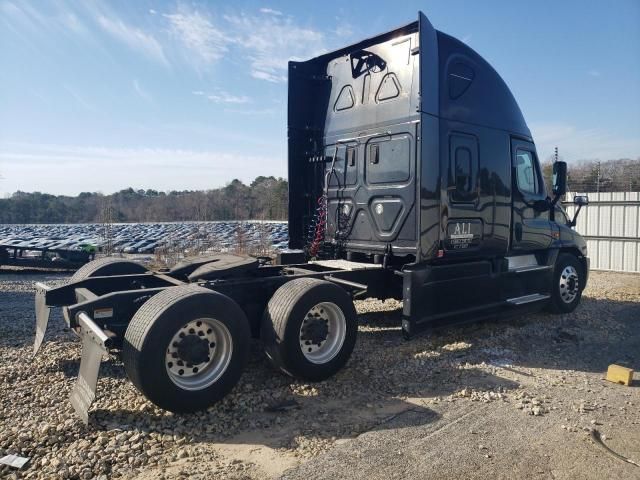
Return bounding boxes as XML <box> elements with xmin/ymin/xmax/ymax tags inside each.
<box><xmin>0</xmin><ymin>176</ymin><xmax>288</xmax><ymax>224</ymax></box>
<box><xmin>541</xmin><ymin>158</ymin><xmax>640</xmax><ymax>194</ymax></box>
<box><xmin>1</xmin><ymin>158</ymin><xmax>638</xmax><ymax>224</ymax></box>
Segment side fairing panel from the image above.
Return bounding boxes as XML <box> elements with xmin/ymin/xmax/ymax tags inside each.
<box><xmin>415</xmin><ymin>12</ymin><xmax>441</xmax><ymax>263</ymax></box>
<box><xmin>287</xmin><ymin>60</ymin><xmax>331</xmax><ymax>249</ymax></box>
<box><xmin>418</xmin><ymin>11</ymin><xmax>439</xmax><ymax>117</ymax></box>
<box><xmin>418</xmin><ymin>115</ymin><xmax>440</xmax><ymax>261</ymax></box>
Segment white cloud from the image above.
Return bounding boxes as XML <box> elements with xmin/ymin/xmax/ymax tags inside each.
<box><xmin>164</xmin><ymin>10</ymin><xmax>228</xmax><ymax>64</ymax></box>
<box><xmin>97</xmin><ymin>14</ymin><xmax>167</xmax><ymax>65</ymax></box>
<box><xmin>259</xmin><ymin>8</ymin><xmax>283</xmax><ymax>16</ymax></box>
<box><xmin>0</xmin><ymin>143</ymin><xmax>283</xmax><ymax>195</ymax></box>
<box><xmin>251</xmin><ymin>70</ymin><xmax>287</xmax><ymax>83</ymax></box>
<box><xmin>58</xmin><ymin>12</ymin><xmax>87</xmax><ymax>35</ymax></box>
<box><xmin>192</xmin><ymin>89</ymin><xmax>250</xmax><ymax>104</ymax></box>
<box><xmin>224</xmin><ymin>108</ymin><xmax>277</xmax><ymax>116</ymax></box>
<box><xmin>588</xmin><ymin>69</ymin><xmax>601</xmax><ymax>77</ymax></box>
<box><xmin>223</xmin><ymin>12</ymin><xmax>326</xmax><ymax>83</ymax></box>
<box><xmin>63</xmin><ymin>84</ymin><xmax>94</xmax><ymax>111</ymax></box>
<box><xmin>333</xmin><ymin>22</ymin><xmax>353</xmax><ymax>38</ymax></box>
<box><xmin>0</xmin><ymin>1</ymin><xmax>47</xmax><ymax>31</ymax></box>
<box><xmin>161</xmin><ymin>7</ymin><xmax>326</xmax><ymax>81</ymax></box>
<box><xmin>530</xmin><ymin>122</ymin><xmax>640</xmax><ymax>162</ymax></box>
<box><xmin>133</xmin><ymin>79</ymin><xmax>152</xmax><ymax>102</ymax></box>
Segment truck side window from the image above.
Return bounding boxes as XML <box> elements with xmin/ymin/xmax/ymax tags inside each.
<box><xmin>515</xmin><ymin>150</ymin><xmax>540</xmax><ymax>195</ymax></box>
<box><xmin>449</xmin><ymin>133</ymin><xmax>478</xmax><ymax>203</ymax></box>
<box><xmin>455</xmin><ymin>147</ymin><xmax>472</xmax><ymax>193</ymax></box>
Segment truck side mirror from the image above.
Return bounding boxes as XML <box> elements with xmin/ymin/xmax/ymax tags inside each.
<box><xmin>552</xmin><ymin>161</ymin><xmax>567</xmax><ymax>196</ymax></box>
<box><xmin>573</xmin><ymin>195</ymin><xmax>588</xmax><ymax>206</ymax></box>
<box><xmin>569</xmin><ymin>194</ymin><xmax>589</xmax><ymax>227</ymax></box>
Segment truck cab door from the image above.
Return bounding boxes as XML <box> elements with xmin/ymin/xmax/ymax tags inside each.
<box><xmin>510</xmin><ymin>139</ymin><xmax>553</xmax><ymax>251</ymax></box>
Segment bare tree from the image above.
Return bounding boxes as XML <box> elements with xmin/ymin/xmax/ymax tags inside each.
<box><xmin>98</xmin><ymin>195</ymin><xmax>114</xmax><ymax>256</ymax></box>
<box><xmin>254</xmin><ymin>217</ymin><xmax>274</xmax><ymax>256</ymax></box>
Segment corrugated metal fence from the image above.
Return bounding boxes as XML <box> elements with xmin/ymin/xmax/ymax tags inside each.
<box><xmin>564</xmin><ymin>192</ymin><xmax>640</xmax><ymax>273</ymax></box>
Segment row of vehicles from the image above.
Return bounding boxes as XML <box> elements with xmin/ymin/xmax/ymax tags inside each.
<box><xmin>0</xmin><ymin>221</ymin><xmax>289</xmax><ymax>256</ymax></box>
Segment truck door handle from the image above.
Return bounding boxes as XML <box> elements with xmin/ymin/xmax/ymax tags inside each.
<box><xmin>370</xmin><ymin>144</ymin><xmax>379</xmax><ymax>164</ymax></box>
<box><xmin>347</xmin><ymin>147</ymin><xmax>356</xmax><ymax>166</ymax></box>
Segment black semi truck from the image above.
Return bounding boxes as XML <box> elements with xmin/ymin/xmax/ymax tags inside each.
<box><xmin>34</xmin><ymin>12</ymin><xmax>589</xmax><ymax>423</ymax></box>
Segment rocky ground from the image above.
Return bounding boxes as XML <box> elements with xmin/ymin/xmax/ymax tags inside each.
<box><xmin>0</xmin><ymin>270</ymin><xmax>638</xmax><ymax>479</ymax></box>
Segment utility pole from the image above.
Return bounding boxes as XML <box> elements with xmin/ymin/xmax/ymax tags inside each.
<box><xmin>596</xmin><ymin>161</ymin><xmax>601</xmax><ymax>193</ymax></box>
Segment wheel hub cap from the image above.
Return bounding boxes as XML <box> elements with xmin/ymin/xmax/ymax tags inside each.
<box><xmin>299</xmin><ymin>302</ymin><xmax>346</xmax><ymax>364</ymax></box>
<box><xmin>176</xmin><ymin>335</ymin><xmax>210</xmax><ymax>365</ymax></box>
<box><xmin>300</xmin><ymin>318</ymin><xmax>329</xmax><ymax>345</ymax></box>
<box><xmin>165</xmin><ymin>318</ymin><xmax>232</xmax><ymax>390</ymax></box>
<box><xmin>559</xmin><ymin>265</ymin><xmax>579</xmax><ymax>304</ymax></box>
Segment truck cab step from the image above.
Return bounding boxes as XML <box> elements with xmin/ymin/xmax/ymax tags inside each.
<box><xmin>506</xmin><ymin>293</ymin><xmax>550</xmax><ymax>305</ymax></box>
<box><xmin>509</xmin><ymin>265</ymin><xmax>552</xmax><ymax>274</ymax></box>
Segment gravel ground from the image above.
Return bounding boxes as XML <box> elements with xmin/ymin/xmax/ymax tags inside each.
<box><xmin>0</xmin><ymin>270</ymin><xmax>638</xmax><ymax>479</ymax></box>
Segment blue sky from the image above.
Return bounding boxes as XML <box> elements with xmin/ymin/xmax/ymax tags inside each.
<box><xmin>0</xmin><ymin>0</ymin><xmax>638</xmax><ymax>196</ymax></box>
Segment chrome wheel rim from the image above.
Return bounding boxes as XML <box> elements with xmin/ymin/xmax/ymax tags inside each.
<box><xmin>299</xmin><ymin>302</ymin><xmax>346</xmax><ymax>364</ymax></box>
<box><xmin>165</xmin><ymin>318</ymin><xmax>232</xmax><ymax>390</ymax></box>
<box><xmin>559</xmin><ymin>265</ymin><xmax>579</xmax><ymax>304</ymax></box>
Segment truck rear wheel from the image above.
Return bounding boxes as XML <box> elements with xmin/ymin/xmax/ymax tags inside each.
<box><xmin>548</xmin><ymin>253</ymin><xmax>583</xmax><ymax>313</ymax></box>
<box><xmin>71</xmin><ymin>257</ymin><xmax>147</xmax><ymax>282</ymax></box>
<box><xmin>122</xmin><ymin>286</ymin><xmax>250</xmax><ymax>412</ymax></box>
<box><xmin>261</xmin><ymin>278</ymin><xmax>358</xmax><ymax>381</ymax></box>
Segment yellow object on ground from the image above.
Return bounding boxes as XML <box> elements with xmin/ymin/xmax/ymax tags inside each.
<box><xmin>605</xmin><ymin>364</ymin><xmax>634</xmax><ymax>386</ymax></box>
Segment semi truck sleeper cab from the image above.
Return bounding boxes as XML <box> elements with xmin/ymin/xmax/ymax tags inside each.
<box><xmin>33</xmin><ymin>12</ymin><xmax>588</xmax><ymax>422</ymax></box>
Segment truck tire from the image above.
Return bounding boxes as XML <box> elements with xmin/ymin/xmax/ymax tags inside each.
<box><xmin>71</xmin><ymin>257</ymin><xmax>147</xmax><ymax>282</ymax></box>
<box><xmin>261</xmin><ymin>278</ymin><xmax>357</xmax><ymax>381</ymax></box>
<box><xmin>548</xmin><ymin>253</ymin><xmax>584</xmax><ymax>313</ymax></box>
<box><xmin>122</xmin><ymin>286</ymin><xmax>250</xmax><ymax>412</ymax></box>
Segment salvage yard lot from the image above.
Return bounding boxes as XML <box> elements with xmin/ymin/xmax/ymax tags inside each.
<box><xmin>1</xmin><ymin>271</ymin><xmax>638</xmax><ymax>479</ymax></box>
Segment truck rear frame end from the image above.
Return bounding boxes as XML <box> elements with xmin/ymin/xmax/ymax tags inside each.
<box><xmin>34</xmin><ymin>257</ymin><xmax>393</xmax><ymax>423</ymax></box>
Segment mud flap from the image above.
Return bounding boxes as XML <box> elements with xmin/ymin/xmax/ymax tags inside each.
<box><xmin>70</xmin><ymin>312</ymin><xmax>111</xmax><ymax>425</ymax></box>
<box><xmin>33</xmin><ymin>282</ymin><xmax>52</xmax><ymax>356</ymax></box>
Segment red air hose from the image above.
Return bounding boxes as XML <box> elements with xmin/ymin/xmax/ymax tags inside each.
<box><xmin>309</xmin><ymin>195</ymin><xmax>327</xmax><ymax>257</ymax></box>
<box><xmin>309</xmin><ymin>146</ymin><xmax>338</xmax><ymax>257</ymax></box>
